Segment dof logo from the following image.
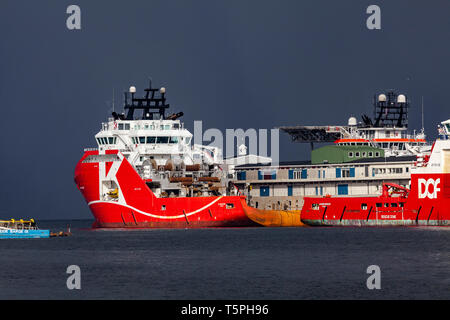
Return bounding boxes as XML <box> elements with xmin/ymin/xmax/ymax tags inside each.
<box><xmin>418</xmin><ymin>178</ymin><xmax>440</xmax><ymax>199</ymax></box>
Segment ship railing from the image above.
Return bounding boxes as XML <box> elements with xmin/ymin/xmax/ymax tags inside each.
<box><xmin>142</xmin><ymin>169</ymin><xmax>223</xmax><ymax>182</ymax></box>
<box><xmin>1</xmin><ymin>221</ymin><xmax>38</xmax><ymax>230</ymax></box>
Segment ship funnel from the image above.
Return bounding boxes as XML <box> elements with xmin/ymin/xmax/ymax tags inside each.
<box><xmin>397</xmin><ymin>94</ymin><xmax>406</xmax><ymax>103</ymax></box>
<box><xmin>378</xmin><ymin>94</ymin><xmax>387</xmax><ymax>102</ymax></box>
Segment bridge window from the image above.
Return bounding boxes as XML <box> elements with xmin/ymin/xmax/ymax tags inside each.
<box><xmin>147</xmin><ymin>136</ymin><xmax>156</xmax><ymax>144</ymax></box>
<box><xmin>157</xmin><ymin>137</ymin><xmax>169</xmax><ymax>144</ymax></box>
<box><xmin>118</xmin><ymin>123</ymin><xmax>124</xmax><ymax>130</ymax></box>
<box><xmin>237</xmin><ymin>171</ymin><xmax>246</xmax><ymax>180</ymax></box>
<box><xmin>139</xmin><ymin>137</ymin><xmax>146</xmax><ymax>144</ymax></box>
<box><xmin>260</xmin><ymin>186</ymin><xmax>270</xmax><ymax>197</ymax></box>
<box><xmin>337</xmin><ymin>184</ymin><xmax>348</xmax><ymax>195</ymax></box>
<box><xmin>169</xmin><ymin>137</ymin><xmax>179</xmax><ymax>144</ymax></box>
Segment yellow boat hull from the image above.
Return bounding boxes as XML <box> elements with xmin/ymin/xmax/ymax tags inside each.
<box><xmin>241</xmin><ymin>200</ymin><xmax>305</xmax><ymax>227</ymax></box>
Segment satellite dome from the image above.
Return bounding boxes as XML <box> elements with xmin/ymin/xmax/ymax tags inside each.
<box><xmin>378</xmin><ymin>94</ymin><xmax>387</xmax><ymax>102</ymax></box>
<box><xmin>160</xmin><ymin>87</ymin><xmax>166</xmax><ymax>94</ymax></box>
<box><xmin>397</xmin><ymin>94</ymin><xmax>406</xmax><ymax>103</ymax></box>
<box><xmin>348</xmin><ymin>117</ymin><xmax>357</xmax><ymax>126</ymax></box>
<box><xmin>129</xmin><ymin>86</ymin><xmax>136</xmax><ymax>93</ymax></box>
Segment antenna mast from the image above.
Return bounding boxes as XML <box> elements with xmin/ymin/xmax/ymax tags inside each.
<box><xmin>112</xmin><ymin>88</ymin><xmax>115</xmax><ymax>113</ymax></box>
<box><xmin>421</xmin><ymin>96</ymin><xmax>424</xmax><ymax>132</ymax></box>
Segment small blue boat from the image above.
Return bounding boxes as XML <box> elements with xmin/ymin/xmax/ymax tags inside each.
<box><xmin>0</xmin><ymin>219</ymin><xmax>50</xmax><ymax>239</ymax></box>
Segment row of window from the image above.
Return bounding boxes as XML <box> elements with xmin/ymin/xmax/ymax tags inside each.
<box><xmin>258</xmin><ymin>185</ymin><xmax>327</xmax><ymax>197</ymax></box>
<box><xmin>372</xmin><ymin>167</ymin><xmax>407</xmax><ymax>176</ymax></box>
<box><xmin>97</xmin><ymin>137</ymin><xmax>117</xmax><ymax>145</ymax></box>
<box><xmin>237</xmin><ymin>167</ymin><xmax>358</xmax><ymax>181</ymax></box>
<box><xmin>116</xmin><ymin>123</ymin><xmax>180</xmax><ymax>131</ymax></box>
<box><xmin>348</xmin><ymin>151</ymin><xmax>381</xmax><ymax>158</ymax></box>
<box><xmin>375</xmin><ymin>142</ymin><xmax>406</xmax><ymax>150</ymax></box>
<box><xmin>131</xmin><ymin>136</ymin><xmax>183</xmax><ymax>144</ymax></box>
<box><xmin>237</xmin><ymin>165</ymin><xmax>410</xmax><ymax>182</ymax></box>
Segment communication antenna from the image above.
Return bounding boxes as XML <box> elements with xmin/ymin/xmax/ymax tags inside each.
<box><xmin>421</xmin><ymin>96</ymin><xmax>424</xmax><ymax>133</ymax></box>
<box><xmin>112</xmin><ymin>88</ymin><xmax>115</xmax><ymax>113</ymax></box>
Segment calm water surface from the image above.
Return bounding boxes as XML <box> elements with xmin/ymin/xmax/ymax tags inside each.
<box><xmin>0</xmin><ymin>220</ymin><xmax>448</xmax><ymax>299</ymax></box>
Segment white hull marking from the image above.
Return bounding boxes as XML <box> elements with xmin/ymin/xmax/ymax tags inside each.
<box><xmin>87</xmin><ymin>196</ymin><xmax>224</xmax><ymax>220</ymax></box>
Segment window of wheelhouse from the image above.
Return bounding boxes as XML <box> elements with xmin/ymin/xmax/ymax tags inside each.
<box><xmin>147</xmin><ymin>136</ymin><xmax>156</xmax><ymax>144</ymax></box>
<box><xmin>169</xmin><ymin>136</ymin><xmax>179</xmax><ymax>144</ymax></box>
<box><xmin>157</xmin><ymin>136</ymin><xmax>169</xmax><ymax>144</ymax></box>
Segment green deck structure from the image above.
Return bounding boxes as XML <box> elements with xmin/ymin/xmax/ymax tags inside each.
<box><xmin>311</xmin><ymin>145</ymin><xmax>385</xmax><ymax>164</ymax></box>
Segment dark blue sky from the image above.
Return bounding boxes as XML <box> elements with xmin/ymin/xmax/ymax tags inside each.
<box><xmin>0</xmin><ymin>1</ymin><xmax>449</xmax><ymax>219</ymax></box>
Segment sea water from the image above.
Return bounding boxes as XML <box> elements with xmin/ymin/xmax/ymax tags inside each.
<box><xmin>0</xmin><ymin>220</ymin><xmax>448</xmax><ymax>299</ymax></box>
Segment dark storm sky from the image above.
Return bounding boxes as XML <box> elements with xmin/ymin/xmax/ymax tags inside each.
<box><xmin>0</xmin><ymin>1</ymin><xmax>449</xmax><ymax>219</ymax></box>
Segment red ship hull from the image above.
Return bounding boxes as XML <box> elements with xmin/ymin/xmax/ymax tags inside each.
<box><xmin>74</xmin><ymin>150</ymin><xmax>257</xmax><ymax>228</ymax></box>
<box><xmin>301</xmin><ymin>173</ymin><xmax>450</xmax><ymax>227</ymax></box>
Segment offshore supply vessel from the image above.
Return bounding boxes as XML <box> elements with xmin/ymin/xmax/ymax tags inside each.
<box><xmin>74</xmin><ymin>81</ymin><xmax>257</xmax><ymax>228</ymax></box>
<box><xmin>301</xmin><ymin>119</ymin><xmax>450</xmax><ymax>226</ymax></box>
<box><xmin>232</xmin><ymin>91</ymin><xmax>433</xmax><ymax>226</ymax></box>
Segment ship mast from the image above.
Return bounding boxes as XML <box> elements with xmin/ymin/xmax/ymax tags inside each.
<box><xmin>421</xmin><ymin>96</ymin><xmax>424</xmax><ymax>133</ymax></box>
